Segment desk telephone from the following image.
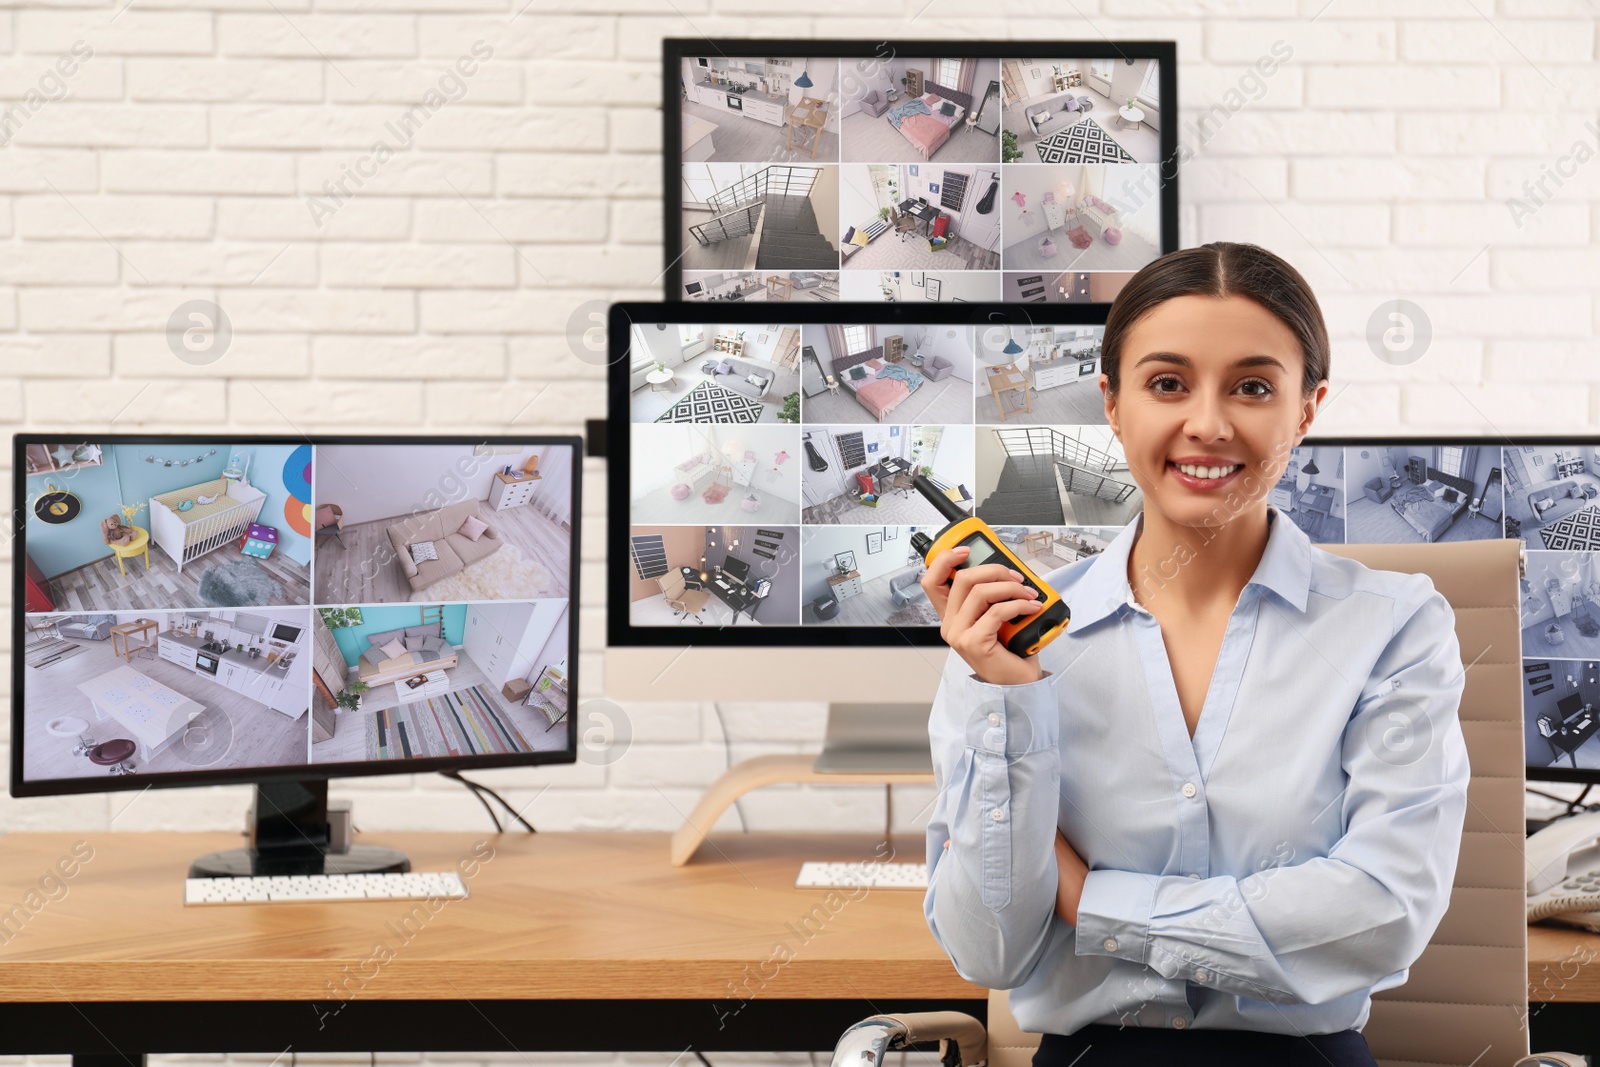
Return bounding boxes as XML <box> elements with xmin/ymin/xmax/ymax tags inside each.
<box><xmin>1527</xmin><ymin>808</ymin><xmax>1600</xmax><ymax>932</ymax></box>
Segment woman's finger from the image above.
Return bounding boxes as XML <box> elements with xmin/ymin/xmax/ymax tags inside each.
<box><xmin>950</xmin><ymin>574</ymin><xmax>1039</xmax><ymax>636</ymax></box>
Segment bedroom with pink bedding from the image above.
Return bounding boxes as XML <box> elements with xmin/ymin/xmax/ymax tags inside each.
<box><xmin>886</xmin><ymin>82</ymin><xmax>973</xmax><ymax>161</ymax></box>
<box><xmin>834</xmin><ymin>348</ymin><xmax>926</xmax><ymax>422</ymax></box>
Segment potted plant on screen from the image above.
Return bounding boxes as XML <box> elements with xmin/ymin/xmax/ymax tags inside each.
<box><xmin>336</xmin><ymin>680</ymin><xmax>370</xmax><ymax>714</ymax></box>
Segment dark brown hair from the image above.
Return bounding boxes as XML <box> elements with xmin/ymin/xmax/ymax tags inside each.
<box><xmin>1101</xmin><ymin>242</ymin><xmax>1330</xmax><ymax>397</ymax></box>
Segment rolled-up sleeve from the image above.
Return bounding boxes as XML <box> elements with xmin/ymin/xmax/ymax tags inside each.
<box><xmin>1072</xmin><ymin>575</ymin><xmax>1470</xmax><ymax>1006</ymax></box>
<box><xmin>924</xmin><ymin>649</ymin><xmax>1062</xmax><ymax>990</ymax></box>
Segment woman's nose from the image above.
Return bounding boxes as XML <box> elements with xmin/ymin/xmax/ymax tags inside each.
<box><xmin>1183</xmin><ymin>391</ymin><xmax>1232</xmax><ymax>441</ymax></box>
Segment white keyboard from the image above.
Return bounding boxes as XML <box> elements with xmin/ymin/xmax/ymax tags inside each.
<box><xmin>795</xmin><ymin>861</ymin><xmax>928</xmax><ymax>889</ymax></box>
<box><xmin>184</xmin><ymin>870</ymin><xmax>469</xmax><ymax>906</ymax></box>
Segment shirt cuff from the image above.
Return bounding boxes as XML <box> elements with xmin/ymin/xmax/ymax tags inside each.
<box><xmin>962</xmin><ymin>670</ymin><xmax>1057</xmax><ymax>758</ymax></box>
<box><xmin>1072</xmin><ymin>868</ymin><xmax>1156</xmax><ymax>965</ymax></box>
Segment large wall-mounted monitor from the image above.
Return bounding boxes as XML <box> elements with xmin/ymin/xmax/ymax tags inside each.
<box><xmin>13</xmin><ymin>434</ymin><xmax>582</xmax><ymax>871</ymax></box>
<box><xmin>663</xmin><ymin>39</ymin><xmax>1179</xmax><ymax>308</ymax></box>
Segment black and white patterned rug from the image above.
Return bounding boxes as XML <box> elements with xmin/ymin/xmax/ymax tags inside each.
<box><xmin>654</xmin><ymin>380</ymin><xmax>764</xmax><ymax>424</ymax></box>
<box><xmin>1539</xmin><ymin>503</ymin><xmax>1600</xmax><ymax>550</ymax></box>
<box><xmin>1033</xmin><ymin>119</ymin><xmax>1136</xmax><ymax>164</ymax></box>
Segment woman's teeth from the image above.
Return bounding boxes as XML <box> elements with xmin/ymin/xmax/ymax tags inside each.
<box><xmin>1173</xmin><ymin>463</ymin><xmax>1241</xmax><ymax>480</ymax></box>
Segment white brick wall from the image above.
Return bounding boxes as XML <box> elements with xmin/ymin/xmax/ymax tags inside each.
<box><xmin>0</xmin><ymin>2</ymin><xmax>1596</xmax><ymax>1054</ymax></box>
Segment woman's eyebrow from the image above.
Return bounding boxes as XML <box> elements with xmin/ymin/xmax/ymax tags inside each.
<box><xmin>1131</xmin><ymin>352</ymin><xmax>1290</xmax><ymax>373</ymax></box>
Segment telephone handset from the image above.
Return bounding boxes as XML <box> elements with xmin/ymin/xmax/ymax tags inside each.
<box><xmin>1526</xmin><ymin>808</ymin><xmax>1600</xmax><ymax>931</ymax></box>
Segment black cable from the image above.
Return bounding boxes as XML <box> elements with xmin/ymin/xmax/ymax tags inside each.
<box><xmin>447</xmin><ymin>772</ymin><xmax>502</xmax><ymax>833</ymax></box>
<box><xmin>711</xmin><ymin>702</ymin><xmax>748</xmax><ymax>832</ymax></box>
<box><xmin>1526</xmin><ymin>784</ymin><xmax>1596</xmax><ymax>817</ymax></box>
<box><xmin>443</xmin><ymin>769</ymin><xmax>535</xmax><ymax>833</ymax></box>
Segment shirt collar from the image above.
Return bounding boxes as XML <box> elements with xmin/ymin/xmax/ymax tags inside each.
<box><xmin>1066</xmin><ymin>505</ymin><xmax>1314</xmax><ymax>630</ymax></box>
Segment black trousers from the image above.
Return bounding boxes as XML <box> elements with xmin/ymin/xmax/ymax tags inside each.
<box><xmin>1033</xmin><ymin>1023</ymin><xmax>1380</xmax><ymax>1067</ymax></box>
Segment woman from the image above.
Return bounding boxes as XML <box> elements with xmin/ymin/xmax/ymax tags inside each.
<box><xmin>920</xmin><ymin>242</ymin><xmax>1470</xmax><ymax>1066</ymax></box>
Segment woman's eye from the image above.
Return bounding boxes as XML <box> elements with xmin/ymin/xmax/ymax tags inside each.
<box><xmin>1148</xmin><ymin>375</ymin><xmax>1182</xmax><ymax>393</ymax></box>
<box><xmin>1240</xmin><ymin>379</ymin><xmax>1274</xmax><ymax>397</ymax></box>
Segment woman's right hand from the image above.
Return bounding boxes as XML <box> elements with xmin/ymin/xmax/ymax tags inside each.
<box><xmin>921</xmin><ymin>545</ymin><xmax>1046</xmax><ymax>687</ymax></box>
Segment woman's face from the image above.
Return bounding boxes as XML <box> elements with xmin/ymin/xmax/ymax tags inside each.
<box><xmin>1103</xmin><ymin>293</ymin><xmax>1328</xmax><ymax>528</ymax></box>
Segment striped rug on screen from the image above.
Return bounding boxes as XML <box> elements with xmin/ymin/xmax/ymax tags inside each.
<box><xmin>368</xmin><ymin>684</ymin><xmax>532</xmax><ymax>760</ymax></box>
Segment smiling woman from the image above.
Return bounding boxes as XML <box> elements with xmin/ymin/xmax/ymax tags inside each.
<box><xmin>920</xmin><ymin>243</ymin><xmax>1467</xmax><ymax>1066</ymax></box>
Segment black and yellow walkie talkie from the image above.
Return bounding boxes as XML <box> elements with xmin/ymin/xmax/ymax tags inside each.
<box><xmin>909</xmin><ymin>474</ymin><xmax>1070</xmax><ymax>658</ymax></box>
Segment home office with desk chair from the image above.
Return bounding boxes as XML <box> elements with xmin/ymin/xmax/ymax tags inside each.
<box><xmin>5</xmin><ymin>29</ymin><xmax>1600</xmax><ymax>1067</ymax></box>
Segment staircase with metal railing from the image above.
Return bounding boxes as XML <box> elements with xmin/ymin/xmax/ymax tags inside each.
<box><xmin>688</xmin><ymin>166</ymin><xmax>835</xmax><ymax>269</ymax></box>
<box><xmin>979</xmin><ymin>427</ymin><xmax>1137</xmax><ymax>525</ymax></box>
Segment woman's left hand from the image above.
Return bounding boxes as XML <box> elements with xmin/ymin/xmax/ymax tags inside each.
<box><xmin>1054</xmin><ymin>829</ymin><xmax>1088</xmax><ymax>926</ymax></box>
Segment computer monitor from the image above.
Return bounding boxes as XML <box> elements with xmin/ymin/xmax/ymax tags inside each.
<box><xmin>611</xmin><ymin>300</ymin><xmax>1105</xmax><ymax>768</ymax></box>
<box><xmin>665</xmin><ymin>39</ymin><xmax>1179</xmax><ymax>307</ymax></box>
<box><xmin>13</xmin><ymin>434</ymin><xmax>582</xmax><ymax>874</ymax></box>
<box><xmin>610</xmin><ymin>311</ymin><xmax>1596</xmax><ymax>783</ymax></box>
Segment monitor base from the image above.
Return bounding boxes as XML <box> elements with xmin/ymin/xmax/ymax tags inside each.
<box><xmin>187</xmin><ymin>778</ymin><xmax>411</xmax><ymax>877</ymax></box>
<box><xmin>669</xmin><ymin>752</ymin><xmax>933</xmax><ymax>866</ymax></box>
<box><xmin>188</xmin><ymin>843</ymin><xmax>410</xmax><ymax>878</ymax></box>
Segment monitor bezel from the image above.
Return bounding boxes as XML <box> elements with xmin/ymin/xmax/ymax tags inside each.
<box><xmin>661</xmin><ymin>37</ymin><xmax>1181</xmax><ymax>303</ymax></box>
<box><xmin>11</xmin><ymin>432</ymin><xmax>583</xmax><ymax>799</ymax></box>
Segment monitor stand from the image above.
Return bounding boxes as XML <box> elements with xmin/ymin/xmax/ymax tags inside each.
<box><xmin>812</xmin><ymin>702</ymin><xmax>933</xmax><ymax>773</ymax></box>
<box><xmin>188</xmin><ymin>779</ymin><xmax>410</xmax><ymax>878</ymax></box>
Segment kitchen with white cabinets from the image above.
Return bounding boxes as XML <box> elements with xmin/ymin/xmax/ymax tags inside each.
<box><xmin>975</xmin><ymin>323</ymin><xmax>1107</xmax><ymax>425</ymax></box>
<box><xmin>679</xmin><ymin>56</ymin><xmax>840</xmax><ymax>163</ymax></box>
<box><xmin>156</xmin><ymin>608</ymin><xmax>312</xmax><ymax>718</ymax></box>
<box><xmin>17</xmin><ymin>607</ymin><xmax>313</xmax><ymax>782</ymax></box>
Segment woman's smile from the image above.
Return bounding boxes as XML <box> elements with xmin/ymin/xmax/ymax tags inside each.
<box><xmin>1166</xmin><ymin>459</ymin><xmax>1245</xmax><ymax>490</ymax></box>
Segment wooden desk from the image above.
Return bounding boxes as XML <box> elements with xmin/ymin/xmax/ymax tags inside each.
<box><xmin>985</xmin><ymin>363</ymin><xmax>1032</xmax><ymax>421</ymax></box>
<box><xmin>1021</xmin><ymin>530</ymin><xmax>1053</xmax><ymax>557</ymax></box>
<box><xmin>0</xmin><ymin>831</ymin><xmax>981</xmax><ymax>1057</ymax></box>
<box><xmin>785</xmin><ymin>100</ymin><xmax>827</xmax><ymax>158</ymax></box>
<box><xmin>109</xmin><ymin>618</ymin><xmax>158</xmax><ymax>662</ymax></box>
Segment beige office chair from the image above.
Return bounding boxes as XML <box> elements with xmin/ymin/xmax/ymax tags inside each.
<box><xmin>831</xmin><ymin>539</ymin><xmax>1583</xmax><ymax>1067</ymax></box>
<box><xmin>657</xmin><ymin>570</ymin><xmax>710</xmax><ymax>625</ymax></box>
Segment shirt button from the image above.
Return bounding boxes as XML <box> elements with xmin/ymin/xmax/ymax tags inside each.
<box><xmin>984</xmin><ymin>727</ymin><xmax>1005</xmax><ymax>751</ymax></box>
<box><xmin>1102</xmin><ymin>937</ymin><xmax>1118</xmax><ymax>952</ymax></box>
<box><xmin>988</xmin><ymin>712</ymin><xmax>1001</xmax><ymax>726</ymax></box>
<box><xmin>1181</xmin><ymin>782</ymin><xmax>1197</xmax><ymax>798</ymax></box>
<box><xmin>1188</xmin><ymin>873</ymin><xmax>1202</xmax><ymax>880</ymax></box>
<box><xmin>1172</xmin><ymin>1017</ymin><xmax>1188</xmax><ymax>1030</ymax></box>
<box><xmin>991</xmin><ymin>809</ymin><xmax>1004</xmax><ymax>821</ymax></box>
<box><xmin>1195</xmin><ymin>970</ymin><xmax>1209</xmax><ymax>984</ymax></box>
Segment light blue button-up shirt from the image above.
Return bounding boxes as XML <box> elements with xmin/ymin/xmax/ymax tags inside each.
<box><xmin>923</xmin><ymin>505</ymin><xmax>1470</xmax><ymax>1036</ymax></box>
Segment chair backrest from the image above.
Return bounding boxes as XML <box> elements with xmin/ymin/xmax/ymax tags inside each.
<box><xmin>657</xmin><ymin>571</ymin><xmax>685</xmax><ymax>601</ymax></box>
<box><xmin>984</xmin><ymin>537</ymin><xmax>1527</xmax><ymax>1067</ymax></box>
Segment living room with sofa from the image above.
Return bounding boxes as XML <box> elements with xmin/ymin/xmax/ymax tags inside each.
<box><xmin>628</xmin><ymin>321</ymin><xmax>801</xmax><ymax>425</ymax></box>
<box><xmin>1501</xmin><ymin>442</ymin><xmax>1600</xmax><ymax>549</ymax></box>
<box><xmin>310</xmin><ymin>599</ymin><xmax>570</xmax><ymax>765</ymax></box>
<box><xmin>1000</xmin><ymin>56</ymin><xmax>1161</xmax><ymax>165</ymax></box>
<box><xmin>312</xmin><ymin>442</ymin><xmax>572</xmax><ymax>605</ymax></box>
